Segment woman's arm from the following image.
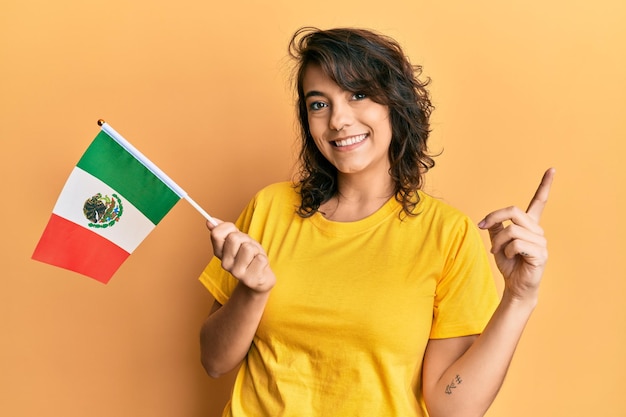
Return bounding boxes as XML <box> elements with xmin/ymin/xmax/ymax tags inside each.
<box><xmin>422</xmin><ymin>293</ymin><xmax>536</xmax><ymax>417</ymax></box>
<box><xmin>199</xmin><ymin>220</ymin><xmax>276</xmax><ymax>378</ymax></box>
<box><xmin>423</xmin><ymin>168</ymin><xmax>555</xmax><ymax>417</ymax></box>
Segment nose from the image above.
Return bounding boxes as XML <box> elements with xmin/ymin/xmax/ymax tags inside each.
<box><xmin>329</xmin><ymin>101</ymin><xmax>353</xmax><ymax>131</ymax></box>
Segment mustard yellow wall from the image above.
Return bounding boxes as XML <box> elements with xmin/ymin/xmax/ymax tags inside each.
<box><xmin>2</xmin><ymin>0</ymin><xmax>624</xmax><ymax>416</ymax></box>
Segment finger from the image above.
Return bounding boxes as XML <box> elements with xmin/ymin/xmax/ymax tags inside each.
<box><xmin>229</xmin><ymin>241</ymin><xmax>265</xmax><ymax>278</ymax></box>
<box><xmin>502</xmin><ymin>240</ymin><xmax>548</xmax><ymax>265</ymax></box>
<box><xmin>246</xmin><ymin>254</ymin><xmax>274</xmax><ymax>291</ymax></box>
<box><xmin>247</xmin><ymin>253</ymin><xmax>270</xmax><ymax>277</ymax></box>
<box><xmin>209</xmin><ymin>222</ymin><xmax>239</xmax><ymax>259</ymax></box>
<box><xmin>210</xmin><ymin>222</ymin><xmax>238</xmax><ymax>242</ymax></box>
<box><xmin>480</xmin><ymin>206</ymin><xmax>543</xmax><ymax>235</ymax></box>
<box><xmin>526</xmin><ymin>168</ymin><xmax>556</xmax><ymax>222</ymax></box>
<box><xmin>221</xmin><ymin>232</ymin><xmax>263</xmax><ymax>270</ymax></box>
<box><xmin>490</xmin><ymin>223</ymin><xmax>546</xmax><ymax>255</ymax></box>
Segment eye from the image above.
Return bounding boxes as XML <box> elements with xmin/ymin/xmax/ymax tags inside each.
<box><xmin>308</xmin><ymin>101</ymin><xmax>328</xmax><ymax>111</ymax></box>
<box><xmin>352</xmin><ymin>92</ymin><xmax>367</xmax><ymax>101</ymax></box>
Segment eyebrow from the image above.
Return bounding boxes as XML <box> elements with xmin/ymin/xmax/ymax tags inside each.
<box><xmin>304</xmin><ymin>90</ymin><xmax>325</xmax><ymax>99</ymax></box>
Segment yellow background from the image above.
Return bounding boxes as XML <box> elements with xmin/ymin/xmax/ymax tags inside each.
<box><xmin>1</xmin><ymin>0</ymin><xmax>624</xmax><ymax>416</ymax></box>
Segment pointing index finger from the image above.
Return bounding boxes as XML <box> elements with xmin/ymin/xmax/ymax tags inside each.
<box><xmin>526</xmin><ymin>168</ymin><xmax>556</xmax><ymax>222</ymax></box>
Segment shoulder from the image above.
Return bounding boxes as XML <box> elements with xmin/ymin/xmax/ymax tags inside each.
<box><xmin>411</xmin><ymin>191</ymin><xmax>483</xmax><ymax>247</ymax></box>
<box><xmin>252</xmin><ymin>181</ymin><xmax>300</xmax><ymax>206</ymax></box>
<box><xmin>415</xmin><ymin>191</ymin><xmax>472</xmax><ymax>224</ymax></box>
<box><xmin>255</xmin><ymin>181</ymin><xmax>298</xmax><ymax>196</ymax></box>
<box><xmin>241</xmin><ymin>181</ymin><xmax>301</xmax><ymax>221</ymax></box>
<box><xmin>239</xmin><ymin>182</ymin><xmax>301</xmax><ymax>238</ymax></box>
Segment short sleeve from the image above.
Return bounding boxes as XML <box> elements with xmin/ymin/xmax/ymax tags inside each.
<box><xmin>429</xmin><ymin>215</ymin><xmax>499</xmax><ymax>339</ymax></box>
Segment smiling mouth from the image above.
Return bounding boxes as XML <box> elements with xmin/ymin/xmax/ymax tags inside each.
<box><xmin>332</xmin><ymin>134</ymin><xmax>368</xmax><ymax>147</ymax></box>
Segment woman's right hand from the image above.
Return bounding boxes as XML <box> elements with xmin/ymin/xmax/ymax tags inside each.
<box><xmin>207</xmin><ymin>220</ymin><xmax>276</xmax><ymax>294</ymax></box>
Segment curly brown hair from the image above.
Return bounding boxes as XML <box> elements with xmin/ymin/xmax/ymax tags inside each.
<box><xmin>288</xmin><ymin>27</ymin><xmax>436</xmax><ymax>218</ymax></box>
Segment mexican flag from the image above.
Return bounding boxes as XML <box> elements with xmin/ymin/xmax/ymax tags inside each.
<box><xmin>32</xmin><ymin>121</ymin><xmax>213</xmax><ymax>284</ymax></box>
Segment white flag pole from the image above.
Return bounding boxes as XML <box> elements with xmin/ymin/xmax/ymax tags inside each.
<box><xmin>183</xmin><ymin>195</ymin><xmax>218</xmax><ymax>226</ymax></box>
<box><xmin>97</xmin><ymin>119</ymin><xmax>218</xmax><ymax>226</ymax></box>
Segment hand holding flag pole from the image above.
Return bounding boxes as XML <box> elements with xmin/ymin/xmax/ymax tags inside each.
<box><xmin>32</xmin><ymin>120</ymin><xmax>218</xmax><ymax>283</ymax></box>
<box><xmin>96</xmin><ymin>119</ymin><xmax>218</xmax><ymax>227</ymax></box>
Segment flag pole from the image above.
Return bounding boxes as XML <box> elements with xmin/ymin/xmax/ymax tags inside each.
<box><xmin>97</xmin><ymin>119</ymin><xmax>218</xmax><ymax>226</ymax></box>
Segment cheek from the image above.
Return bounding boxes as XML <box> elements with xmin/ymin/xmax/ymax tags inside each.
<box><xmin>307</xmin><ymin>130</ymin><xmax>331</xmax><ymax>159</ymax></box>
<box><xmin>311</xmin><ymin>136</ymin><xmax>330</xmax><ymax>156</ymax></box>
<box><xmin>376</xmin><ymin>112</ymin><xmax>393</xmax><ymax>141</ymax></box>
<box><xmin>307</xmin><ymin>116</ymin><xmax>327</xmax><ymax>142</ymax></box>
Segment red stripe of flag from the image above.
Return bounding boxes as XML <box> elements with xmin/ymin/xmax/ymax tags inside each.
<box><xmin>32</xmin><ymin>214</ymin><xmax>130</xmax><ymax>283</ymax></box>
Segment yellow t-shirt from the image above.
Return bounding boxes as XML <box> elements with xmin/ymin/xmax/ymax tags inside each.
<box><xmin>200</xmin><ymin>182</ymin><xmax>498</xmax><ymax>417</ymax></box>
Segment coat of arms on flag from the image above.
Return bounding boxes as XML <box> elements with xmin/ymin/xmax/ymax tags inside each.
<box><xmin>84</xmin><ymin>193</ymin><xmax>123</xmax><ymax>227</ymax></box>
<box><xmin>32</xmin><ymin>120</ymin><xmax>216</xmax><ymax>284</ymax></box>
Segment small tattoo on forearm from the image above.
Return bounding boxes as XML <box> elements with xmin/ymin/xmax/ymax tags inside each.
<box><xmin>445</xmin><ymin>374</ymin><xmax>463</xmax><ymax>395</ymax></box>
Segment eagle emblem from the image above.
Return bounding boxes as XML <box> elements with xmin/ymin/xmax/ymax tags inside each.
<box><xmin>83</xmin><ymin>193</ymin><xmax>124</xmax><ymax>228</ymax></box>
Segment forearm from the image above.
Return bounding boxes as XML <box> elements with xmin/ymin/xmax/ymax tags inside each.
<box><xmin>200</xmin><ymin>283</ymin><xmax>270</xmax><ymax>378</ymax></box>
<box><xmin>424</xmin><ymin>291</ymin><xmax>538</xmax><ymax>417</ymax></box>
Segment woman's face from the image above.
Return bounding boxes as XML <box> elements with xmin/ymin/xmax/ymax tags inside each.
<box><xmin>302</xmin><ymin>64</ymin><xmax>393</xmax><ymax>178</ymax></box>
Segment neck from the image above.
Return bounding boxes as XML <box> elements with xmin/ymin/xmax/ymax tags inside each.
<box><xmin>320</xmin><ymin>173</ymin><xmax>395</xmax><ymax>222</ymax></box>
<box><xmin>337</xmin><ymin>172</ymin><xmax>394</xmax><ymax>200</ymax></box>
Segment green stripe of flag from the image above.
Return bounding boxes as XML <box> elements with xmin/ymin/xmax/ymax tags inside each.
<box><xmin>77</xmin><ymin>131</ymin><xmax>180</xmax><ymax>224</ymax></box>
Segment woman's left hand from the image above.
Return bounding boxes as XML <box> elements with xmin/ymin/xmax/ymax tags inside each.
<box><xmin>478</xmin><ymin>168</ymin><xmax>556</xmax><ymax>303</ymax></box>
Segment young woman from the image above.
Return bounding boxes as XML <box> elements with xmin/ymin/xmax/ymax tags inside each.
<box><xmin>198</xmin><ymin>27</ymin><xmax>555</xmax><ymax>417</ymax></box>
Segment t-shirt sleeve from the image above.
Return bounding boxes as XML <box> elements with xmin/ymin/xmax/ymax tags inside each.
<box><xmin>198</xmin><ymin>194</ymin><xmax>258</xmax><ymax>305</ymax></box>
<box><xmin>429</xmin><ymin>215</ymin><xmax>499</xmax><ymax>339</ymax></box>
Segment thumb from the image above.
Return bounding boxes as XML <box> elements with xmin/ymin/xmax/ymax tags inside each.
<box><xmin>481</xmin><ymin>222</ymin><xmax>504</xmax><ymax>240</ymax></box>
<box><xmin>205</xmin><ymin>217</ymin><xmax>223</xmax><ymax>231</ymax></box>
<box><xmin>479</xmin><ymin>217</ymin><xmax>504</xmax><ymax>241</ymax></box>
<box><xmin>485</xmin><ymin>221</ymin><xmax>504</xmax><ymax>241</ymax></box>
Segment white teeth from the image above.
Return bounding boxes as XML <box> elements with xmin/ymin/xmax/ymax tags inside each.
<box><xmin>334</xmin><ymin>134</ymin><xmax>367</xmax><ymax>147</ymax></box>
